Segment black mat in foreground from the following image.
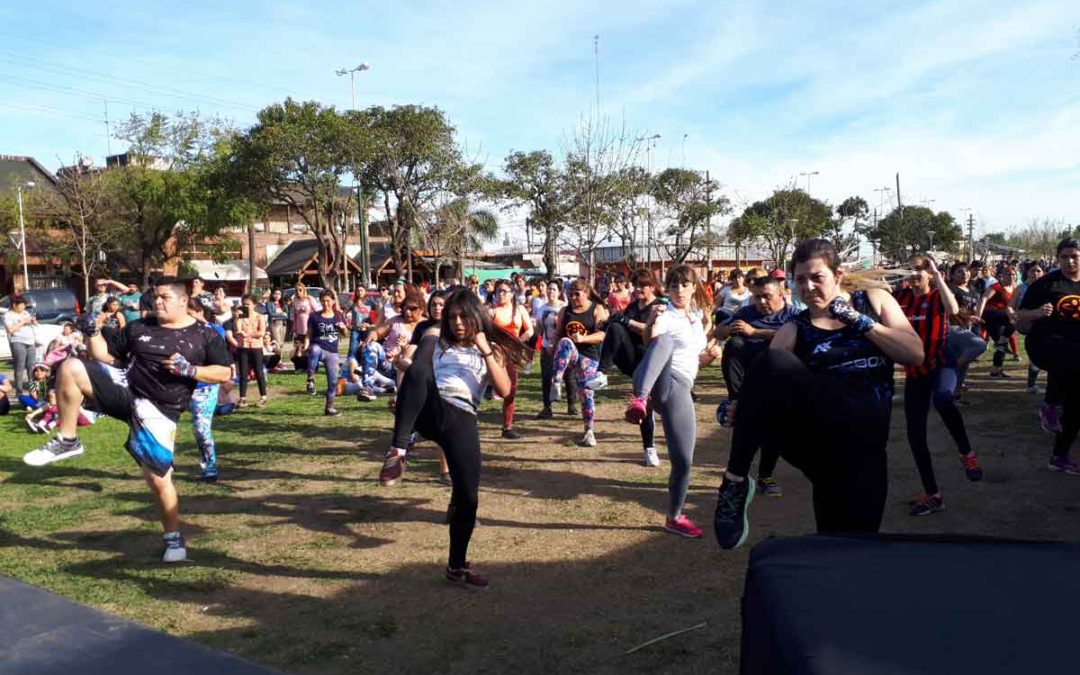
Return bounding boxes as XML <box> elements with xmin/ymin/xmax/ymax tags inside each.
<box><xmin>0</xmin><ymin>575</ymin><xmax>281</xmax><ymax>675</ymax></box>
<box><xmin>741</xmin><ymin>534</ymin><xmax>1078</xmax><ymax>675</ymax></box>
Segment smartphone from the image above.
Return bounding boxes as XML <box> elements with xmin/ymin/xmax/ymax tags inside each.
<box><xmin>241</xmin><ymin>307</ymin><xmax>251</xmax><ymax>319</ymax></box>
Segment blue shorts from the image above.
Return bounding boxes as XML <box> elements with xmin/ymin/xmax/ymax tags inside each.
<box><xmin>86</xmin><ymin>362</ymin><xmax>178</xmax><ymax>477</ymax></box>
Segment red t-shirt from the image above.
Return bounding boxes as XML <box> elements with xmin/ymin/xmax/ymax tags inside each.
<box><xmin>986</xmin><ymin>282</ymin><xmax>1012</xmax><ymax>311</ymax></box>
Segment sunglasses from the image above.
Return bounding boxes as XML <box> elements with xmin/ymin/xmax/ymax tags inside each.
<box><xmin>404</xmin><ymin>305</ymin><xmax>421</xmax><ymax>312</ymax></box>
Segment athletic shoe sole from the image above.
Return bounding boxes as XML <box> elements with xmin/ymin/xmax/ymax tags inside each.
<box><xmin>662</xmin><ymin>523</ymin><xmax>703</xmax><ymax>539</ymax></box>
<box><xmin>716</xmin><ymin>478</ymin><xmax>755</xmax><ymax>550</ymax></box>
<box><xmin>23</xmin><ymin>446</ymin><xmax>85</xmax><ymax>467</ymax></box>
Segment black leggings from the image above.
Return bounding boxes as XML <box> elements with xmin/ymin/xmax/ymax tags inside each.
<box><xmin>983</xmin><ymin>310</ymin><xmax>1015</xmax><ymax>368</ymax></box>
<box><xmin>1027</xmin><ymin>333</ymin><xmax>1080</xmax><ymax>459</ymax></box>
<box><xmin>540</xmin><ymin>349</ymin><xmax>578</xmax><ymax>410</ymax></box>
<box><xmin>236</xmin><ymin>348</ymin><xmax>267</xmax><ymax>397</ymax></box>
<box><xmin>904</xmin><ymin>367</ymin><xmax>972</xmax><ymax>495</ymax></box>
<box><xmin>727</xmin><ymin>349</ymin><xmax>891</xmax><ymax>533</ymax></box>
<box><xmin>720</xmin><ymin>336</ymin><xmax>769</xmax><ymax>401</ymax></box>
<box><xmin>597</xmin><ymin>322</ymin><xmax>655</xmax><ymax>448</ymax></box>
<box><xmin>393</xmin><ymin>339</ymin><xmax>481</xmax><ymax>568</ymax></box>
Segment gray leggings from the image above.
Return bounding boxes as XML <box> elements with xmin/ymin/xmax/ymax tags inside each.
<box><xmin>10</xmin><ymin>342</ymin><xmax>35</xmax><ymax>392</ymax></box>
<box><xmin>633</xmin><ymin>333</ymin><xmax>696</xmax><ymax>520</ymax></box>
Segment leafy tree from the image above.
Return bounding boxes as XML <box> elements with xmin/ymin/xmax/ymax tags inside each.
<box><xmin>493</xmin><ymin>150</ymin><xmax>564</xmax><ymax>277</ymax></box>
<box><xmin>727</xmin><ymin>188</ymin><xmax>832</xmax><ymax>267</ymax></box>
<box><xmin>231</xmin><ymin>99</ymin><xmax>357</xmax><ymax>290</ymax></box>
<box><xmin>606</xmin><ymin>165</ymin><xmax>651</xmax><ymax>266</ymax></box>
<box><xmin>867</xmin><ymin>206</ymin><xmax>963</xmax><ymax>260</ymax></box>
<box><xmin>419</xmin><ymin>197</ymin><xmax>498</xmax><ymax>282</ymax></box>
<box><xmin>108</xmin><ymin>111</ymin><xmax>252</xmax><ymax>286</ymax></box>
<box><xmin>649</xmin><ymin>168</ymin><xmax>729</xmax><ymax>263</ymax></box>
<box><xmin>356</xmin><ymin>105</ymin><xmax>476</xmax><ymax>282</ymax></box>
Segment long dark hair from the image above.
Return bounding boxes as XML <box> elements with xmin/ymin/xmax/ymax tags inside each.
<box><xmin>440</xmin><ymin>287</ymin><xmax>530</xmax><ymax>366</ymax></box>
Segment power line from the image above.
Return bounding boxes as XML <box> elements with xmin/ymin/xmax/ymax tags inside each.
<box><xmin>0</xmin><ymin>100</ymin><xmax>102</xmax><ymax>123</ymax></box>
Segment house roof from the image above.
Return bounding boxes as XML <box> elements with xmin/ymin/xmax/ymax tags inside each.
<box><xmin>0</xmin><ymin>155</ymin><xmax>58</xmax><ymax>191</ymax></box>
<box><xmin>265</xmin><ymin>239</ymin><xmax>321</xmax><ymax>276</ymax></box>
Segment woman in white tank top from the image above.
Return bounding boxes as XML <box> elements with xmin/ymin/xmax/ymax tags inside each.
<box><xmin>375</xmin><ymin>288</ymin><xmax>529</xmax><ymax>589</ymax></box>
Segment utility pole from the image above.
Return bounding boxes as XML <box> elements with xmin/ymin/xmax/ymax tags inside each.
<box><xmin>967</xmin><ymin>213</ymin><xmax>976</xmax><ymax>262</ymax></box>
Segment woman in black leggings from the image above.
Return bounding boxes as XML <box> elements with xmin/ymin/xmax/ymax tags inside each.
<box><xmin>976</xmin><ymin>266</ymin><xmax>1019</xmax><ymax>378</ymax></box>
<box><xmin>1019</xmin><ymin>238</ymin><xmax>1080</xmax><ymax>475</ymax></box>
<box><xmin>714</xmin><ymin>239</ymin><xmax>924</xmax><ymax>549</ymax></box>
<box><xmin>381</xmin><ymin>288</ymin><xmax>528</xmax><ymax>587</ymax></box>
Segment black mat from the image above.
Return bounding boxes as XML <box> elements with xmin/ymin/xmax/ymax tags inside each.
<box><xmin>0</xmin><ymin>575</ymin><xmax>280</xmax><ymax>675</ymax></box>
<box><xmin>741</xmin><ymin>534</ymin><xmax>1078</xmax><ymax>675</ymax></box>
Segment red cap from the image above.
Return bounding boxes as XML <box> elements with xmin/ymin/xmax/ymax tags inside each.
<box><xmin>769</xmin><ymin>268</ymin><xmax>786</xmax><ymax>280</ymax></box>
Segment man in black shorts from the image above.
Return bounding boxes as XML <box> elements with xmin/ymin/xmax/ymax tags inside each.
<box><xmin>23</xmin><ymin>277</ymin><xmax>231</xmax><ymax>563</ymax></box>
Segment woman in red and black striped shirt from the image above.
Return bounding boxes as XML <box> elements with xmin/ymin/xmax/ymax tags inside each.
<box><xmin>895</xmin><ymin>254</ymin><xmax>982</xmax><ymax>517</ymax></box>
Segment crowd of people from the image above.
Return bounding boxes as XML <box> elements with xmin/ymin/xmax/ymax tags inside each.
<box><xmin>5</xmin><ymin>236</ymin><xmax>1079</xmax><ymax>588</ymax></box>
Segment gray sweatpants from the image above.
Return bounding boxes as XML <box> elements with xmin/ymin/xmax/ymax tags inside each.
<box><xmin>10</xmin><ymin>342</ymin><xmax>35</xmax><ymax>393</ymax></box>
<box><xmin>633</xmin><ymin>333</ymin><xmax>696</xmax><ymax>520</ymax></box>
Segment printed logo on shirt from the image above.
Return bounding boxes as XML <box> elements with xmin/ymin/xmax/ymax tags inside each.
<box><xmin>1056</xmin><ymin>295</ymin><xmax>1080</xmax><ymax>320</ymax></box>
<box><xmin>565</xmin><ymin>320</ymin><xmax>587</xmax><ymax>337</ymax></box>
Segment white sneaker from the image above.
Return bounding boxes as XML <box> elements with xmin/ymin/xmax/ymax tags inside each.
<box><xmin>584</xmin><ymin>371</ymin><xmax>608</xmax><ymax>391</ymax></box>
<box><xmin>162</xmin><ymin>532</ymin><xmax>187</xmax><ymax>563</ymax></box>
<box><xmin>579</xmin><ymin>429</ymin><xmax>597</xmax><ymax>447</ymax></box>
<box><xmin>23</xmin><ymin>436</ymin><xmax>85</xmax><ymax>466</ymax></box>
<box><xmin>643</xmin><ymin>446</ymin><xmax>660</xmax><ymax>467</ymax></box>
<box><xmin>1026</xmin><ymin>385</ymin><xmax>1044</xmax><ymax>395</ymax></box>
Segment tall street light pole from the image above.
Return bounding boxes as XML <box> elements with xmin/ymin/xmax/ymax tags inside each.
<box><xmin>335</xmin><ymin>63</ymin><xmax>370</xmax><ymax>110</ymax></box>
<box><xmin>799</xmin><ymin>170</ymin><xmax>819</xmax><ymax>194</ymax></box>
<box><xmin>635</xmin><ymin>134</ymin><xmax>661</xmax><ymax>268</ymax></box>
<box><xmin>16</xmin><ymin>181</ymin><xmax>34</xmax><ymax>292</ymax></box>
<box><xmin>336</xmin><ymin>62</ymin><xmax>371</xmax><ymax>287</ymax></box>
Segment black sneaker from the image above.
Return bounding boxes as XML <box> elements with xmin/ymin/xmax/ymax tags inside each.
<box><xmin>306</xmin><ymin>380</ymin><xmax>317</xmax><ymax>395</ymax></box>
<box><xmin>535</xmin><ymin>406</ymin><xmax>553</xmax><ymax>420</ymax></box>
<box><xmin>501</xmin><ymin>428</ymin><xmax>522</xmax><ymax>439</ymax></box>
<box><xmin>714</xmin><ymin>476</ymin><xmax>755</xmax><ymax>549</ymax></box>
<box><xmin>567</xmin><ymin>406</ymin><xmax>580</xmax><ymax>417</ymax></box>
<box><xmin>23</xmin><ymin>435</ymin><xmax>86</xmax><ymax>467</ymax></box>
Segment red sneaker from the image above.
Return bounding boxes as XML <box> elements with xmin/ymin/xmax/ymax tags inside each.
<box><xmin>446</xmin><ymin>563</ymin><xmax>489</xmax><ymax>589</ymax></box>
<box><xmin>663</xmin><ymin>514</ymin><xmax>703</xmax><ymax>539</ymax></box>
<box><xmin>379</xmin><ymin>449</ymin><xmax>406</xmax><ymax>486</ymax></box>
<box><xmin>958</xmin><ymin>452</ymin><xmax>983</xmax><ymax>481</ymax></box>
<box><xmin>624</xmin><ymin>395</ymin><xmax>648</xmax><ymax>424</ymax></box>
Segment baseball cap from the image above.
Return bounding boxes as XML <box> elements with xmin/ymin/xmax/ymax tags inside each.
<box><xmin>769</xmin><ymin>268</ymin><xmax>787</xmax><ymax>280</ymax></box>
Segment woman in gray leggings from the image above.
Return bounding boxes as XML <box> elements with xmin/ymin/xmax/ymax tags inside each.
<box><xmin>4</xmin><ymin>296</ymin><xmax>37</xmax><ymax>393</ymax></box>
<box><xmin>625</xmin><ymin>265</ymin><xmax>710</xmax><ymax>539</ymax></box>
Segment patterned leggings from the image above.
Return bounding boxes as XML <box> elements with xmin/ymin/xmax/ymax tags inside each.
<box><xmin>189</xmin><ymin>385</ymin><xmax>219</xmax><ymax>470</ymax></box>
<box><xmin>361</xmin><ymin>342</ymin><xmax>396</xmax><ymax>389</ymax></box>
<box><xmin>552</xmin><ymin>337</ymin><xmax>598</xmax><ymax>430</ymax></box>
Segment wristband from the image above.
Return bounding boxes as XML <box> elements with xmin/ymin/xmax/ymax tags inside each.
<box><xmin>479</xmin><ymin>351</ymin><xmax>494</xmax><ymax>358</ymax></box>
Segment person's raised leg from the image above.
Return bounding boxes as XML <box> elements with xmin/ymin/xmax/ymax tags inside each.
<box><xmin>56</xmin><ymin>358</ymin><xmax>94</xmax><ymax>439</ymax></box>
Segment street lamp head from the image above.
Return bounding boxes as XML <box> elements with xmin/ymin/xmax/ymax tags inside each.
<box><xmin>358</xmin><ymin>63</ymin><xmax>370</xmax><ymax>71</ymax></box>
<box><xmin>335</xmin><ymin>69</ymin><xmax>348</xmax><ymax>76</ymax></box>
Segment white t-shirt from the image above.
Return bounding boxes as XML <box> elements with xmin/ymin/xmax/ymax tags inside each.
<box><xmin>720</xmin><ymin>287</ymin><xmax>750</xmax><ymax>312</ymax></box>
<box><xmin>651</xmin><ymin>306</ymin><xmax>707</xmax><ymax>381</ymax></box>
<box><xmin>434</xmin><ymin>343</ymin><xmax>489</xmax><ymax>414</ymax></box>
<box><xmin>3</xmin><ymin>310</ymin><xmax>36</xmax><ymax>345</ymax></box>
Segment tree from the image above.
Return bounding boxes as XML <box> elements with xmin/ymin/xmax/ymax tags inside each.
<box><xmin>558</xmin><ymin>116</ymin><xmax>643</xmax><ymax>280</ymax></box>
<box><xmin>649</xmin><ymin>168</ymin><xmax>729</xmax><ymax>263</ymax></box>
<box><xmin>494</xmin><ymin>150</ymin><xmax>564</xmax><ymax>277</ymax></box>
<box><xmin>727</xmin><ymin>188</ymin><xmax>832</xmax><ymax>267</ymax></box>
<box><xmin>231</xmin><ymin>99</ymin><xmax>357</xmax><ymax>290</ymax></box>
<box><xmin>356</xmin><ymin>105</ymin><xmax>475</xmax><ymax>282</ymax></box>
<box><xmin>108</xmin><ymin>111</ymin><xmax>252</xmax><ymax>286</ymax></box>
<box><xmin>38</xmin><ymin>157</ymin><xmax>124</xmax><ymax>300</ymax></box>
<box><xmin>825</xmin><ymin>196</ymin><xmax>870</xmax><ymax>260</ymax></box>
<box><xmin>418</xmin><ymin>197</ymin><xmax>498</xmax><ymax>282</ymax></box>
<box><xmin>867</xmin><ymin>206</ymin><xmax>963</xmax><ymax>260</ymax></box>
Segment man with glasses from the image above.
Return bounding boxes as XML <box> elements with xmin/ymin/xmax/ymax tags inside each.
<box><xmin>88</xmin><ymin>279</ymin><xmax>127</xmax><ymax>315</ymax></box>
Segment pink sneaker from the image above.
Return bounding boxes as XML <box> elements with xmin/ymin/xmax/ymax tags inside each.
<box><xmin>1039</xmin><ymin>403</ymin><xmax>1063</xmax><ymax>434</ymax></box>
<box><xmin>624</xmin><ymin>395</ymin><xmax>648</xmax><ymax>424</ymax></box>
<box><xmin>446</xmin><ymin>563</ymin><xmax>489</xmax><ymax>589</ymax></box>
<box><xmin>1048</xmin><ymin>455</ymin><xmax>1080</xmax><ymax>476</ymax></box>
<box><xmin>663</xmin><ymin>514</ymin><xmax>703</xmax><ymax>539</ymax></box>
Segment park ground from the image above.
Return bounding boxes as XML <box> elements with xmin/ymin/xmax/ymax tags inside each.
<box><xmin>1</xmin><ymin>355</ymin><xmax>1078</xmax><ymax>674</ymax></box>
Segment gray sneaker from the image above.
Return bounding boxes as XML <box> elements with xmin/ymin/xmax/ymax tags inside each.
<box><xmin>23</xmin><ymin>436</ymin><xmax>85</xmax><ymax>467</ymax></box>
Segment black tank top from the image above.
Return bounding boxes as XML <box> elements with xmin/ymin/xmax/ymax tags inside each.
<box><xmin>562</xmin><ymin>302</ymin><xmax>600</xmax><ymax>360</ymax></box>
<box><xmin>793</xmin><ymin>290</ymin><xmax>894</xmax><ymax>403</ymax></box>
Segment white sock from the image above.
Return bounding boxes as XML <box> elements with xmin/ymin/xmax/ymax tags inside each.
<box><xmin>724</xmin><ymin>471</ymin><xmax>745</xmax><ymax>483</ymax></box>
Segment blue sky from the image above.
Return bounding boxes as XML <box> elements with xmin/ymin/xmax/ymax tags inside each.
<box><xmin>2</xmin><ymin>0</ymin><xmax>1078</xmax><ymax>244</ymax></box>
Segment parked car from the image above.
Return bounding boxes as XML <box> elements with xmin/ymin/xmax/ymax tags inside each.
<box><xmin>0</xmin><ymin>289</ymin><xmax>81</xmax><ymax>324</ymax></box>
<box><xmin>0</xmin><ymin>316</ymin><xmax>66</xmax><ymax>363</ymax></box>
